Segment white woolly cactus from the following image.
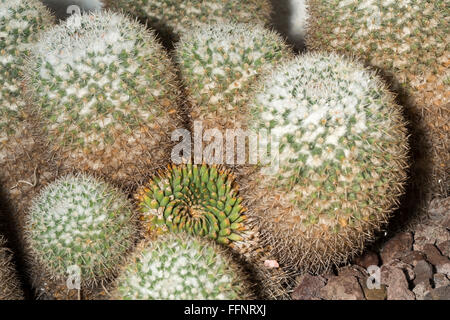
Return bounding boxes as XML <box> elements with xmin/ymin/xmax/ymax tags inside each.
<box><xmin>106</xmin><ymin>0</ymin><xmax>272</xmax><ymax>42</ymax></box>
<box><xmin>113</xmin><ymin>233</ymin><xmax>253</xmax><ymax>300</ymax></box>
<box><xmin>0</xmin><ymin>235</ymin><xmax>23</xmax><ymax>300</ymax></box>
<box><xmin>175</xmin><ymin>22</ymin><xmax>291</xmax><ymax>130</ymax></box>
<box><xmin>24</xmin><ymin>11</ymin><xmax>182</xmax><ymax>186</ymax></box>
<box><xmin>241</xmin><ymin>53</ymin><xmax>409</xmax><ymax>272</ymax></box>
<box><xmin>25</xmin><ymin>174</ymin><xmax>137</xmax><ymax>286</ymax></box>
<box><xmin>306</xmin><ymin>0</ymin><xmax>449</xmax><ymax>197</ymax></box>
<box><xmin>0</xmin><ymin>0</ymin><xmax>53</xmax><ymax>164</ymax></box>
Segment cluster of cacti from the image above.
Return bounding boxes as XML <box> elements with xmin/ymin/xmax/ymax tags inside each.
<box><xmin>305</xmin><ymin>0</ymin><xmax>449</xmax><ymax>198</ymax></box>
<box><xmin>25</xmin><ymin>174</ymin><xmax>137</xmax><ymax>287</ymax></box>
<box><xmin>0</xmin><ymin>0</ymin><xmax>53</xmax><ymax>167</ymax></box>
<box><xmin>136</xmin><ymin>163</ymin><xmax>260</xmax><ymax>256</ymax></box>
<box><xmin>113</xmin><ymin>233</ymin><xmax>253</xmax><ymax>300</ymax></box>
<box><xmin>24</xmin><ymin>11</ymin><xmax>182</xmax><ymax>187</ymax></box>
<box><xmin>239</xmin><ymin>53</ymin><xmax>409</xmax><ymax>272</ymax></box>
<box><xmin>175</xmin><ymin>22</ymin><xmax>291</xmax><ymax>131</ymax></box>
<box><xmin>0</xmin><ymin>235</ymin><xmax>23</xmax><ymax>300</ymax></box>
<box><xmin>105</xmin><ymin>0</ymin><xmax>272</xmax><ymax>42</ymax></box>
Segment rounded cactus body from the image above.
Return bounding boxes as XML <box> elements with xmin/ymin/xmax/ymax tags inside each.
<box><xmin>0</xmin><ymin>0</ymin><xmax>53</xmax><ymax>168</ymax></box>
<box><xmin>106</xmin><ymin>0</ymin><xmax>272</xmax><ymax>42</ymax></box>
<box><xmin>0</xmin><ymin>236</ymin><xmax>23</xmax><ymax>300</ymax></box>
<box><xmin>241</xmin><ymin>53</ymin><xmax>409</xmax><ymax>272</ymax></box>
<box><xmin>175</xmin><ymin>22</ymin><xmax>291</xmax><ymax>131</ymax></box>
<box><xmin>306</xmin><ymin>0</ymin><xmax>449</xmax><ymax>198</ymax></box>
<box><xmin>136</xmin><ymin>164</ymin><xmax>258</xmax><ymax>255</ymax></box>
<box><xmin>25</xmin><ymin>174</ymin><xmax>137</xmax><ymax>287</ymax></box>
<box><xmin>113</xmin><ymin>233</ymin><xmax>253</xmax><ymax>300</ymax></box>
<box><xmin>24</xmin><ymin>11</ymin><xmax>182</xmax><ymax>187</ymax></box>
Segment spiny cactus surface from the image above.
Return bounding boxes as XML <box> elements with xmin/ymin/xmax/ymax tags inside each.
<box><xmin>175</xmin><ymin>22</ymin><xmax>291</xmax><ymax>130</ymax></box>
<box><xmin>24</xmin><ymin>11</ymin><xmax>182</xmax><ymax>187</ymax></box>
<box><xmin>25</xmin><ymin>174</ymin><xmax>137</xmax><ymax>286</ymax></box>
<box><xmin>113</xmin><ymin>233</ymin><xmax>253</xmax><ymax>300</ymax></box>
<box><xmin>306</xmin><ymin>0</ymin><xmax>449</xmax><ymax>197</ymax></box>
<box><xmin>106</xmin><ymin>0</ymin><xmax>272</xmax><ymax>42</ymax></box>
<box><xmin>0</xmin><ymin>236</ymin><xmax>23</xmax><ymax>300</ymax></box>
<box><xmin>0</xmin><ymin>0</ymin><xmax>53</xmax><ymax>164</ymax></box>
<box><xmin>241</xmin><ymin>53</ymin><xmax>409</xmax><ymax>272</ymax></box>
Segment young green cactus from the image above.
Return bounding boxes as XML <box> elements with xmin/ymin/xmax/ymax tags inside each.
<box><xmin>0</xmin><ymin>235</ymin><xmax>23</xmax><ymax>300</ymax></box>
<box><xmin>113</xmin><ymin>233</ymin><xmax>254</xmax><ymax>300</ymax></box>
<box><xmin>306</xmin><ymin>0</ymin><xmax>449</xmax><ymax>198</ymax></box>
<box><xmin>240</xmin><ymin>53</ymin><xmax>409</xmax><ymax>272</ymax></box>
<box><xmin>0</xmin><ymin>0</ymin><xmax>53</xmax><ymax>167</ymax></box>
<box><xmin>105</xmin><ymin>0</ymin><xmax>272</xmax><ymax>43</ymax></box>
<box><xmin>175</xmin><ymin>22</ymin><xmax>291</xmax><ymax>131</ymax></box>
<box><xmin>24</xmin><ymin>11</ymin><xmax>182</xmax><ymax>187</ymax></box>
<box><xmin>25</xmin><ymin>174</ymin><xmax>137</xmax><ymax>287</ymax></box>
<box><xmin>135</xmin><ymin>164</ymin><xmax>258</xmax><ymax>256</ymax></box>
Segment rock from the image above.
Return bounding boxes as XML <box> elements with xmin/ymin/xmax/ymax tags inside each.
<box><xmin>414</xmin><ymin>223</ymin><xmax>450</xmax><ymax>252</ymax></box>
<box><xmin>380</xmin><ymin>265</ymin><xmax>415</xmax><ymax>300</ymax></box>
<box><xmin>428</xmin><ymin>197</ymin><xmax>450</xmax><ymax>227</ymax></box>
<box><xmin>433</xmin><ymin>273</ymin><xmax>450</xmax><ymax>289</ymax></box>
<box><xmin>424</xmin><ymin>285</ymin><xmax>450</xmax><ymax>300</ymax></box>
<box><xmin>413</xmin><ymin>260</ymin><xmax>433</xmax><ymax>286</ymax></box>
<box><xmin>399</xmin><ymin>250</ymin><xmax>427</xmax><ymax>266</ymax></box>
<box><xmin>291</xmin><ymin>274</ymin><xmax>326</xmax><ymax>300</ymax></box>
<box><xmin>381</xmin><ymin>232</ymin><xmax>413</xmax><ymax>264</ymax></box>
<box><xmin>389</xmin><ymin>260</ymin><xmax>415</xmax><ymax>282</ymax></box>
<box><xmin>354</xmin><ymin>250</ymin><xmax>380</xmax><ymax>269</ymax></box>
<box><xmin>337</xmin><ymin>265</ymin><xmax>368</xmax><ymax>281</ymax></box>
<box><xmin>413</xmin><ymin>281</ymin><xmax>432</xmax><ymax>300</ymax></box>
<box><xmin>319</xmin><ymin>275</ymin><xmax>365</xmax><ymax>300</ymax></box>
<box><xmin>437</xmin><ymin>240</ymin><xmax>450</xmax><ymax>258</ymax></box>
<box><xmin>423</xmin><ymin>244</ymin><xmax>450</xmax><ymax>277</ymax></box>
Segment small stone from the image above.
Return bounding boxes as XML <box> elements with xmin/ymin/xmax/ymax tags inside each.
<box><xmin>264</xmin><ymin>260</ymin><xmax>279</xmax><ymax>269</ymax></box>
<box><xmin>437</xmin><ymin>240</ymin><xmax>450</xmax><ymax>258</ymax></box>
<box><xmin>413</xmin><ymin>224</ymin><xmax>450</xmax><ymax>252</ymax></box>
<box><xmin>380</xmin><ymin>265</ymin><xmax>415</xmax><ymax>300</ymax></box>
<box><xmin>424</xmin><ymin>285</ymin><xmax>450</xmax><ymax>300</ymax></box>
<box><xmin>291</xmin><ymin>274</ymin><xmax>327</xmax><ymax>300</ymax></box>
<box><xmin>354</xmin><ymin>250</ymin><xmax>380</xmax><ymax>269</ymax></box>
<box><xmin>337</xmin><ymin>265</ymin><xmax>368</xmax><ymax>281</ymax></box>
<box><xmin>381</xmin><ymin>232</ymin><xmax>413</xmax><ymax>264</ymax></box>
<box><xmin>413</xmin><ymin>260</ymin><xmax>433</xmax><ymax>286</ymax></box>
<box><xmin>413</xmin><ymin>281</ymin><xmax>432</xmax><ymax>300</ymax></box>
<box><xmin>433</xmin><ymin>273</ymin><xmax>450</xmax><ymax>289</ymax></box>
<box><xmin>389</xmin><ymin>260</ymin><xmax>415</xmax><ymax>282</ymax></box>
<box><xmin>399</xmin><ymin>250</ymin><xmax>426</xmax><ymax>266</ymax></box>
<box><xmin>319</xmin><ymin>275</ymin><xmax>365</xmax><ymax>300</ymax></box>
<box><xmin>423</xmin><ymin>244</ymin><xmax>450</xmax><ymax>276</ymax></box>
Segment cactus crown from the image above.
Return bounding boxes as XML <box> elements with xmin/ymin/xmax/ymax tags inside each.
<box><xmin>24</xmin><ymin>10</ymin><xmax>180</xmax><ymax>183</ymax></box>
<box><xmin>175</xmin><ymin>22</ymin><xmax>290</xmax><ymax>130</ymax></box>
<box><xmin>136</xmin><ymin>164</ymin><xmax>249</xmax><ymax>247</ymax></box>
<box><xmin>26</xmin><ymin>174</ymin><xmax>136</xmax><ymax>285</ymax></box>
<box><xmin>114</xmin><ymin>233</ymin><xmax>253</xmax><ymax>300</ymax></box>
<box><xmin>0</xmin><ymin>0</ymin><xmax>52</xmax><ymax>162</ymax></box>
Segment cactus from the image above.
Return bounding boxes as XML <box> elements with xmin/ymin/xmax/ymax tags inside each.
<box><xmin>0</xmin><ymin>235</ymin><xmax>23</xmax><ymax>300</ymax></box>
<box><xmin>113</xmin><ymin>233</ymin><xmax>253</xmax><ymax>300</ymax></box>
<box><xmin>25</xmin><ymin>174</ymin><xmax>137</xmax><ymax>287</ymax></box>
<box><xmin>0</xmin><ymin>0</ymin><xmax>53</xmax><ymax>166</ymax></box>
<box><xmin>306</xmin><ymin>0</ymin><xmax>449</xmax><ymax>198</ymax></box>
<box><xmin>175</xmin><ymin>22</ymin><xmax>291</xmax><ymax>131</ymax></box>
<box><xmin>135</xmin><ymin>163</ymin><xmax>259</xmax><ymax>256</ymax></box>
<box><xmin>105</xmin><ymin>0</ymin><xmax>272</xmax><ymax>43</ymax></box>
<box><xmin>238</xmin><ymin>53</ymin><xmax>409</xmax><ymax>272</ymax></box>
<box><xmin>24</xmin><ymin>11</ymin><xmax>182</xmax><ymax>187</ymax></box>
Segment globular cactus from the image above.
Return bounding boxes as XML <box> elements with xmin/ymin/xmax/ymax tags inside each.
<box><xmin>0</xmin><ymin>235</ymin><xmax>23</xmax><ymax>300</ymax></box>
<box><xmin>0</xmin><ymin>0</ymin><xmax>53</xmax><ymax>172</ymax></box>
<box><xmin>113</xmin><ymin>233</ymin><xmax>254</xmax><ymax>300</ymax></box>
<box><xmin>24</xmin><ymin>11</ymin><xmax>182</xmax><ymax>188</ymax></box>
<box><xmin>175</xmin><ymin>22</ymin><xmax>291</xmax><ymax>131</ymax></box>
<box><xmin>25</xmin><ymin>174</ymin><xmax>137</xmax><ymax>289</ymax></box>
<box><xmin>135</xmin><ymin>164</ymin><xmax>258</xmax><ymax>256</ymax></box>
<box><xmin>105</xmin><ymin>0</ymin><xmax>272</xmax><ymax>43</ymax></box>
<box><xmin>239</xmin><ymin>53</ymin><xmax>409</xmax><ymax>272</ymax></box>
<box><xmin>306</xmin><ymin>0</ymin><xmax>449</xmax><ymax>199</ymax></box>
